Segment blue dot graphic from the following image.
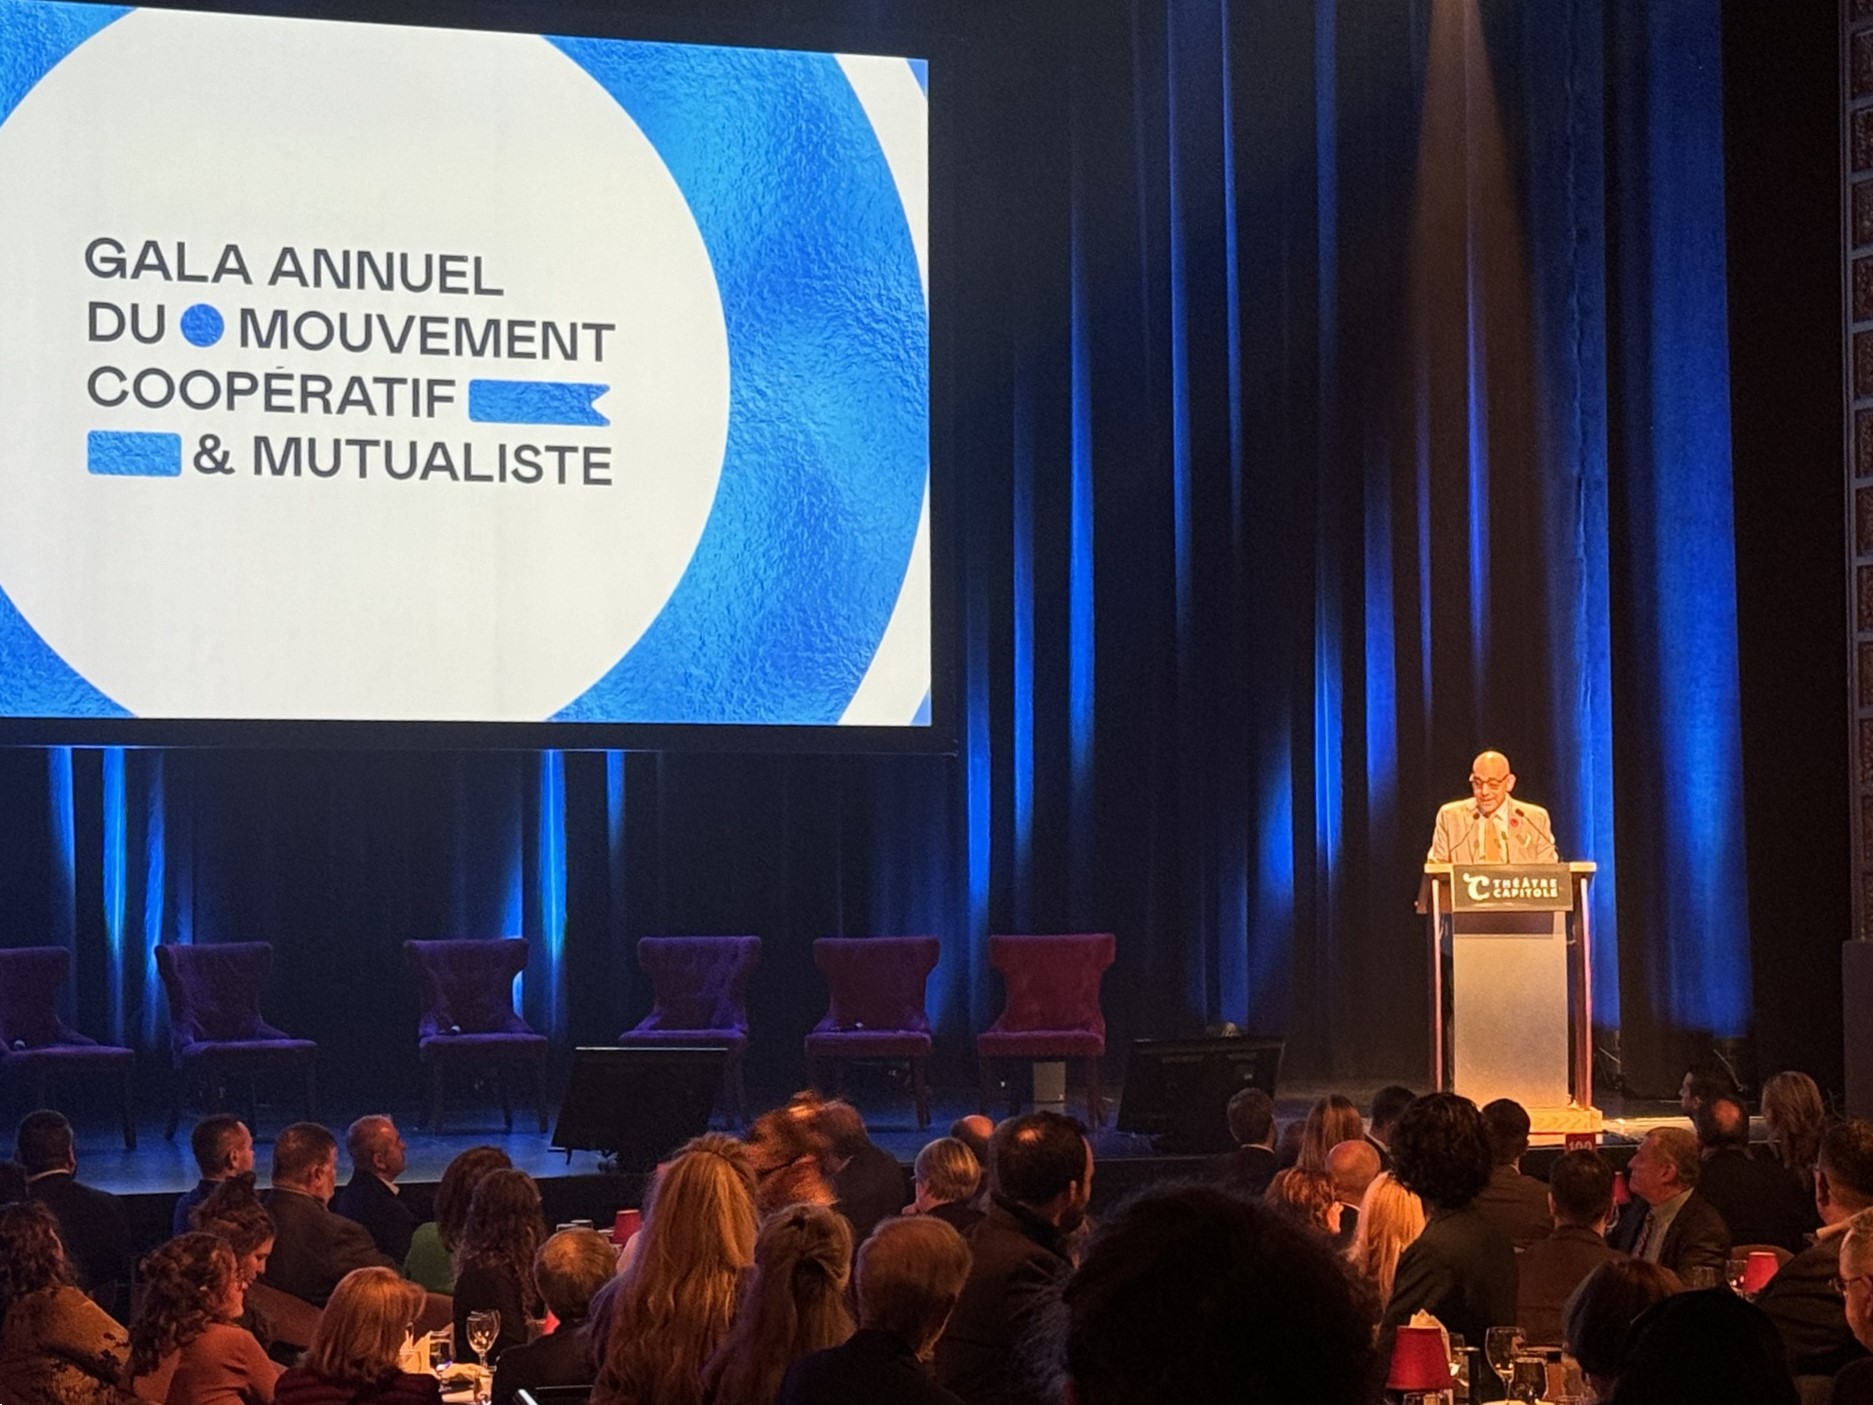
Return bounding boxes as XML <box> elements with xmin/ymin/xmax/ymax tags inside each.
<box><xmin>179</xmin><ymin>303</ymin><xmax>223</xmax><ymax>348</ymax></box>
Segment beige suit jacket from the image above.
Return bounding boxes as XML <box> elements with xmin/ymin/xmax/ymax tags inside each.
<box><xmin>1426</xmin><ymin>797</ymin><xmax>1559</xmax><ymax>864</ymax></box>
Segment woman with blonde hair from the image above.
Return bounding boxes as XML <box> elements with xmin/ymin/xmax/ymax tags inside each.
<box><xmin>1345</xmin><ymin>1172</ymin><xmax>1427</xmax><ymax>1310</ymax></box>
<box><xmin>1761</xmin><ymin>1071</ymin><xmax>1829</xmax><ymax>1185</ymax></box>
<box><xmin>702</xmin><ymin>1203</ymin><xmax>854</xmax><ymax>1405</ymax></box>
<box><xmin>595</xmin><ymin>1133</ymin><xmax>760</xmax><ymax>1405</ymax></box>
<box><xmin>273</xmin><ymin>1268</ymin><xmax>439</xmax><ymax>1405</ymax></box>
<box><xmin>124</xmin><ymin>1232</ymin><xmax>281</xmax><ymax>1403</ymax></box>
<box><xmin>1297</xmin><ymin>1095</ymin><xmax>1365</xmax><ymax>1175</ymax></box>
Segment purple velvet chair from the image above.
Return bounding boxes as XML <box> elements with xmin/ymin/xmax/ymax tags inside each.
<box><xmin>155</xmin><ymin>942</ymin><xmax>317</xmax><ymax>1139</ymax></box>
<box><xmin>0</xmin><ymin>947</ymin><xmax>136</xmax><ymax>1149</ymax></box>
<box><xmin>977</xmin><ymin>933</ymin><xmax>1117</xmax><ymax>1128</ymax></box>
<box><xmin>403</xmin><ymin>939</ymin><xmax>547</xmax><ymax>1134</ymax></box>
<box><xmin>805</xmin><ymin>937</ymin><xmax>940</xmax><ymax>1128</ymax></box>
<box><xmin>618</xmin><ymin>936</ymin><xmax>760</xmax><ymax>1124</ymax></box>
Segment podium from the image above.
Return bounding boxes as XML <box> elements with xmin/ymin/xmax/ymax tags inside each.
<box><xmin>1421</xmin><ymin>862</ymin><xmax>1599</xmax><ymax>1135</ymax></box>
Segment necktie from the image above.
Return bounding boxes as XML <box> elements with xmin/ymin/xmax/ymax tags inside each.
<box><xmin>1484</xmin><ymin>817</ymin><xmax>1504</xmax><ymax>863</ymax></box>
<box><xmin>1634</xmin><ymin>1209</ymin><xmax>1658</xmax><ymax>1262</ymax></box>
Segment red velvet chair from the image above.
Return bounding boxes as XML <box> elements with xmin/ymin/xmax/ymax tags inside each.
<box><xmin>618</xmin><ymin>936</ymin><xmax>760</xmax><ymax>1124</ymax></box>
<box><xmin>805</xmin><ymin>937</ymin><xmax>940</xmax><ymax>1128</ymax></box>
<box><xmin>976</xmin><ymin>933</ymin><xmax>1116</xmax><ymax>1127</ymax></box>
<box><xmin>403</xmin><ymin>939</ymin><xmax>547</xmax><ymax>1134</ymax></box>
<box><xmin>0</xmin><ymin>947</ymin><xmax>137</xmax><ymax>1149</ymax></box>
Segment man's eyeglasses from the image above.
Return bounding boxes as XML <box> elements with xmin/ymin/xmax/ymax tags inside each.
<box><xmin>1830</xmin><ymin>1274</ymin><xmax>1873</xmax><ymax>1297</ymax></box>
<box><xmin>1469</xmin><ymin>775</ymin><xmax>1509</xmax><ymax>792</ymax></box>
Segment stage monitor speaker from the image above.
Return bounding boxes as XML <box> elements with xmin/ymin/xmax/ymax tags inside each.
<box><xmin>1116</xmin><ymin>1036</ymin><xmax>1284</xmax><ymax>1154</ymax></box>
<box><xmin>551</xmin><ymin>1045</ymin><xmax>726</xmax><ymax>1171</ymax></box>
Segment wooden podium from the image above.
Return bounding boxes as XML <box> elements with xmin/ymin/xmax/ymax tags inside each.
<box><xmin>1421</xmin><ymin>861</ymin><xmax>1600</xmax><ymax>1135</ymax></box>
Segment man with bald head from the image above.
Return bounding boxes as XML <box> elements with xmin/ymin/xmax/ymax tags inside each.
<box><xmin>1326</xmin><ymin>1139</ymin><xmax>1380</xmax><ymax>1247</ymax></box>
<box><xmin>330</xmin><ymin>1113</ymin><xmax>416</xmax><ymax>1263</ymax></box>
<box><xmin>1694</xmin><ymin>1093</ymin><xmax>1813</xmax><ymax>1252</ymax></box>
<box><xmin>1427</xmin><ymin>750</ymin><xmax>1559</xmax><ymax>864</ymax></box>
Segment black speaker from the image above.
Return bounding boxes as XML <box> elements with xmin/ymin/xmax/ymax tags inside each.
<box><xmin>550</xmin><ymin>1045</ymin><xmax>726</xmax><ymax>1171</ymax></box>
<box><xmin>1116</xmin><ymin>1036</ymin><xmax>1284</xmax><ymax>1153</ymax></box>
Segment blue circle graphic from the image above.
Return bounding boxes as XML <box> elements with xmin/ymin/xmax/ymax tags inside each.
<box><xmin>179</xmin><ymin>303</ymin><xmax>223</xmax><ymax>347</ymax></box>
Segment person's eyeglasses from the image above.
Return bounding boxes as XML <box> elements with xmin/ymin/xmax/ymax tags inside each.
<box><xmin>1830</xmin><ymin>1274</ymin><xmax>1873</xmax><ymax>1297</ymax></box>
<box><xmin>1469</xmin><ymin>776</ymin><xmax>1509</xmax><ymax>791</ymax></box>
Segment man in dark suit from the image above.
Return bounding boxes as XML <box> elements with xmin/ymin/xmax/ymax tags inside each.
<box><xmin>815</xmin><ymin>1099</ymin><xmax>909</xmax><ymax>1245</ymax></box>
<box><xmin>330</xmin><ymin>1113</ymin><xmax>417</xmax><ymax>1264</ymax></box>
<box><xmin>1694</xmin><ymin>1093</ymin><xmax>1813</xmax><ymax>1253</ymax></box>
<box><xmin>1831</xmin><ymin>1208</ymin><xmax>1873</xmax><ymax>1405</ymax></box>
<box><xmin>491</xmin><ymin>1228</ymin><xmax>614</xmax><ymax>1405</ymax></box>
<box><xmin>1214</xmin><ymin>1086</ymin><xmax>1278</xmax><ymax>1198</ymax></box>
<box><xmin>781</xmin><ymin>1216</ymin><xmax>970</xmax><ymax>1405</ymax></box>
<box><xmin>173</xmin><ymin>1114</ymin><xmax>254</xmax><ymax>1235</ymax></box>
<box><xmin>935</xmin><ymin>1111</ymin><xmax>1091</xmax><ymax>1405</ymax></box>
<box><xmin>262</xmin><ymin>1121</ymin><xmax>395</xmax><ymax>1308</ymax></box>
<box><xmin>1472</xmin><ymin>1099</ymin><xmax>1553</xmax><ymax>1250</ymax></box>
<box><xmin>1515</xmin><ymin>1150</ymin><xmax>1621</xmax><ymax>1346</ymax></box>
<box><xmin>1367</xmin><ymin>1085</ymin><xmax>1414</xmax><ymax>1171</ymax></box>
<box><xmin>1760</xmin><ymin>1118</ymin><xmax>1873</xmax><ymax>1379</ymax></box>
<box><xmin>17</xmin><ymin>1109</ymin><xmax>131</xmax><ymax>1319</ymax></box>
<box><xmin>1610</xmin><ymin>1126</ymin><xmax>1730</xmax><ymax>1279</ymax></box>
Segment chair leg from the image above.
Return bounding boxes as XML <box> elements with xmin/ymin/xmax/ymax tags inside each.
<box><xmin>164</xmin><ymin>1065</ymin><xmax>182</xmax><ymax>1140</ymax></box>
<box><xmin>911</xmin><ymin>1057</ymin><xmax>930</xmax><ymax>1130</ymax></box>
<box><xmin>978</xmin><ymin>1056</ymin><xmax>993</xmax><ymax>1115</ymax></box>
<box><xmin>31</xmin><ymin>1069</ymin><xmax>47</xmax><ymax>1113</ymax></box>
<box><xmin>120</xmin><ymin>1066</ymin><xmax>137</xmax><ymax>1151</ymax></box>
<box><xmin>428</xmin><ymin>1064</ymin><xmax>446</xmax><ymax>1136</ymax></box>
<box><xmin>304</xmin><ymin>1059</ymin><xmax>318</xmax><ymax>1124</ymax></box>
<box><xmin>499</xmin><ymin>1063</ymin><xmax>514</xmax><ymax>1134</ymax></box>
<box><xmin>1007</xmin><ymin>1062</ymin><xmax>1022</xmax><ymax>1118</ymax></box>
<box><xmin>1085</xmin><ymin>1058</ymin><xmax>1105</xmax><ymax>1129</ymax></box>
<box><xmin>532</xmin><ymin>1051</ymin><xmax>548</xmax><ymax>1134</ymax></box>
<box><xmin>728</xmin><ymin>1052</ymin><xmax>747</xmax><ymax>1128</ymax></box>
<box><xmin>246</xmin><ymin>1074</ymin><xmax>259</xmax><ymax>1136</ymax></box>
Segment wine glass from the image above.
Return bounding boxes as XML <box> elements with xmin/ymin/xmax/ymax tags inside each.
<box><xmin>465</xmin><ymin>1309</ymin><xmax>500</xmax><ymax>1403</ymax></box>
<box><xmin>1727</xmin><ymin>1256</ymin><xmax>1753</xmax><ymax>1296</ymax></box>
<box><xmin>427</xmin><ymin>1331</ymin><xmax>453</xmax><ymax>1376</ymax></box>
<box><xmin>1485</xmin><ymin>1326</ymin><xmax>1526</xmax><ymax>1397</ymax></box>
<box><xmin>1507</xmin><ymin>1353</ymin><xmax>1547</xmax><ymax>1403</ymax></box>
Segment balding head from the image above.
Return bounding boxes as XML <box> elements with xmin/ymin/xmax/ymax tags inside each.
<box><xmin>1325</xmin><ymin>1140</ymin><xmax>1380</xmax><ymax>1206</ymax></box>
<box><xmin>345</xmin><ymin>1115</ymin><xmax>406</xmax><ymax>1184</ymax></box>
<box><xmin>1469</xmin><ymin>751</ymin><xmax>1516</xmax><ymax>817</ymax></box>
<box><xmin>1693</xmin><ymin>1095</ymin><xmax>1751</xmax><ymax>1153</ymax></box>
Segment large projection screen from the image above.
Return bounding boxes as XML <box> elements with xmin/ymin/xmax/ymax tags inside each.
<box><xmin>0</xmin><ymin>1</ymin><xmax>938</xmax><ymax>748</ymax></box>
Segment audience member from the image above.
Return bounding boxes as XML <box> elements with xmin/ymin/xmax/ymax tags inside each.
<box><xmin>1833</xmin><ymin>1207</ymin><xmax>1873</xmax><ymax>1405</ymax></box>
<box><xmin>1608</xmin><ymin>1289</ymin><xmax>1798</xmax><ymax>1405</ymax></box>
<box><xmin>810</xmin><ymin>1098</ymin><xmax>907</xmax><ymax>1245</ymax></box>
<box><xmin>1762</xmin><ymin>1070</ymin><xmax>1829</xmax><ymax>1188</ymax></box>
<box><xmin>1377</xmin><ymin>1092</ymin><xmax>1516</xmax><ymax>1366</ymax></box>
<box><xmin>274</xmin><ymin>1267</ymin><xmax>441</xmax><ymax>1405</ymax></box>
<box><xmin>331</xmin><ymin>1116</ymin><xmax>417</xmax><ymax>1265</ymax></box>
<box><xmin>1041</xmin><ymin>1184</ymin><xmax>1379</xmax><ymax>1405</ymax></box>
<box><xmin>1297</xmin><ymin>1094</ymin><xmax>1364</xmax><ymax>1175</ymax></box>
<box><xmin>778</xmin><ymin>1216</ymin><xmax>970</xmax><ymax>1405</ymax></box>
<box><xmin>1345</xmin><ymin>1171</ymin><xmax>1426</xmax><ymax>1314</ymax></box>
<box><xmin>910</xmin><ymin>1138</ymin><xmax>985</xmax><ymax>1236</ymax></box>
<box><xmin>451</xmin><ymin>1168</ymin><xmax>545</xmax><ymax>1367</ymax></box>
<box><xmin>1609</xmin><ymin>1126</ymin><xmax>1730</xmax><ymax>1278</ymax></box>
<box><xmin>261</xmin><ymin>1122</ymin><xmax>394</xmax><ymax>1309</ymax></box>
<box><xmin>934</xmin><ymin>1111</ymin><xmax>1091</xmax><ymax>1405</ymax></box>
<box><xmin>194</xmin><ymin>1177</ymin><xmax>315</xmax><ymax>1362</ymax></box>
<box><xmin>1325</xmin><ymin>1138</ymin><xmax>1380</xmax><ymax>1247</ymax></box>
<box><xmin>1214</xmin><ymin>1087</ymin><xmax>1278</xmax><ymax>1198</ymax></box>
<box><xmin>1559</xmin><ymin>1258</ymin><xmax>1682</xmax><ymax>1402</ymax></box>
<box><xmin>18</xmin><ymin>1109</ymin><xmax>132</xmax><ymax>1317</ymax></box>
<box><xmin>123</xmin><ymin>1231</ymin><xmax>282</xmax><ymax>1404</ymax></box>
<box><xmin>174</xmin><ymin>1116</ymin><xmax>254</xmax><ymax>1236</ymax></box>
<box><xmin>1368</xmin><ymin>1085</ymin><xmax>1415</xmax><ymax>1169</ymax></box>
<box><xmin>0</xmin><ymin>1160</ymin><xmax>27</xmax><ymax>1203</ymax></box>
<box><xmin>703</xmin><ymin>1202</ymin><xmax>854</xmax><ymax>1405</ymax></box>
<box><xmin>1272</xmin><ymin>1117</ymin><xmax>1305</xmax><ymax>1171</ymax></box>
<box><xmin>1693</xmin><ymin>1093</ymin><xmax>1813</xmax><ymax>1252</ymax></box>
<box><xmin>595</xmin><ymin>1133</ymin><xmax>758</xmax><ymax>1405</ymax></box>
<box><xmin>403</xmin><ymin>1145</ymin><xmax>511</xmax><ymax>1294</ymax></box>
<box><xmin>948</xmin><ymin>1117</ymin><xmax>994</xmax><ymax>1178</ymax></box>
<box><xmin>1264</xmin><ymin>1166</ymin><xmax>1341</xmax><ymax>1239</ymax></box>
<box><xmin>746</xmin><ymin>1104</ymin><xmax>836</xmax><ymax>1216</ymax></box>
<box><xmin>0</xmin><ymin>1199</ymin><xmax>127</xmax><ymax>1405</ymax></box>
<box><xmin>1679</xmin><ymin>1060</ymin><xmax>1739</xmax><ymax>1116</ymax></box>
<box><xmin>1472</xmin><ymin>1098</ymin><xmax>1552</xmax><ymax>1249</ymax></box>
<box><xmin>1759</xmin><ymin>1117</ymin><xmax>1873</xmax><ymax>1377</ymax></box>
<box><xmin>1515</xmin><ymin>1149</ymin><xmax>1620</xmax><ymax>1347</ymax></box>
<box><xmin>490</xmin><ymin>1228</ymin><xmax>613</xmax><ymax>1405</ymax></box>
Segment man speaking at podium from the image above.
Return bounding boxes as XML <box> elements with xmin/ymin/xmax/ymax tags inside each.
<box><xmin>1427</xmin><ymin>751</ymin><xmax>1559</xmax><ymax>865</ymax></box>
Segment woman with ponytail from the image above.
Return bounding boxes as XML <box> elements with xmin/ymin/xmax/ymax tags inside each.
<box><xmin>701</xmin><ymin>1204</ymin><xmax>855</xmax><ymax>1405</ymax></box>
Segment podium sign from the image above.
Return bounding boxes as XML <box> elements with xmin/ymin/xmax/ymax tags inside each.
<box><xmin>1448</xmin><ymin>864</ymin><xmax>1572</xmax><ymax>912</ymax></box>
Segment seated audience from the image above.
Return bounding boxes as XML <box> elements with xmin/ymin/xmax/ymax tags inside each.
<box><xmin>274</xmin><ymin>1267</ymin><xmax>441</xmax><ymax>1405</ymax></box>
<box><xmin>1516</xmin><ymin>1149</ymin><xmax>1620</xmax><ymax>1348</ymax></box>
<box><xmin>1761</xmin><ymin>1070</ymin><xmax>1829</xmax><ymax>1190</ymax></box>
<box><xmin>490</xmin><ymin>1228</ymin><xmax>614</xmax><ymax>1405</ymax></box>
<box><xmin>124</xmin><ymin>1231</ymin><xmax>282</xmax><ymax>1404</ymax></box>
<box><xmin>261</xmin><ymin>1123</ymin><xmax>394</xmax><ymax>1309</ymax></box>
<box><xmin>778</xmin><ymin>1216</ymin><xmax>971</xmax><ymax>1405</ymax></box>
<box><xmin>595</xmin><ymin>1133</ymin><xmax>758</xmax><ymax>1405</ymax></box>
<box><xmin>0</xmin><ymin>1161</ymin><xmax>27</xmax><ymax>1203</ymax></box>
<box><xmin>19</xmin><ymin>1109</ymin><xmax>132</xmax><ymax>1318</ymax></box>
<box><xmin>1608</xmin><ymin>1289</ymin><xmax>1798</xmax><ymax>1405</ymax></box>
<box><xmin>1609</xmin><ymin>1126</ymin><xmax>1730</xmax><ymax>1278</ymax></box>
<box><xmin>948</xmin><ymin>1117</ymin><xmax>994</xmax><ymax>1180</ymax></box>
<box><xmin>331</xmin><ymin>1116</ymin><xmax>418</xmax><ymax>1265</ymax></box>
<box><xmin>1272</xmin><ymin>1117</ymin><xmax>1306</xmax><ymax>1171</ymax></box>
<box><xmin>703</xmin><ymin>1202</ymin><xmax>855</xmax><ymax>1405</ymax></box>
<box><xmin>451</xmin><ymin>1168</ymin><xmax>545</xmax><ymax>1366</ymax></box>
<box><xmin>934</xmin><ymin>1111</ymin><xmax>1092</xmax><ymax>1405</ymax></box>
<box><xmin>809</xmin><ymin>1098</ymin><xmax>907</xmax><ymax>1245</ymax></box>
<box><xmin>194</xmin><ymin>1177</ymin><xmax>315</xmax><ymax>1361</ymax></box>
<box><xmin>1472</xmin><ymin>1098</ymin><xmax>1552</xmax><ymax>1249</ymax></box>
<box><xmin>1377</xmin><ymin>1092</ymin><xmax>1517</xmax><ymax>1364</ymax></box>
<box><xmin>1345</xmin><ymin>1171</ymin><xmax>1426</xmax><ymax>1315</ymax></box>
<box><xmin>1213</xmin><ymin>1087</ymin><xmax>1278</xmax><ymax>1198</ymax></box>
<box><xmin>403</xmin><ymin>1145</ymin><xmax>511</xmax><ymax>1294</ymax></box>
<box><xmin>1368</xmin><ymin>1084</ymin><xmax>1415</xmax><ymax>1170</ymax></box>
<box><xmin>1264</xmin><ymin>1166</ymin><xmax>1341</xmax><ymax>1239</ymax></box>
<box><xmin>1041</xmin><ymin>1184</ymin><xmax>1378</xmax><ymax>1405</ymax></box>
<box><xmin>1693</xmin><ymin>1093</ymin><xmax>1813</xmax><ymax>1252</ymax></box>
<box><xmin>1559</xmin><ymin>1258</ymin><xmax>1682</xmax><ymax>1402</ymax></box>
<box><xmin>174</xmin><ymin>1116</ymin><xmax>255</xmax><ymax>1236</ymax></box>
<box><xmin>1325</xmin><ymin>1138</ymin><xmax>1381</xmax><ymax>1246</ymax></box>
<box><xmin>1680</xmin><ymin>1060</ymin><xmax>1740</xmax><ymax>1116</ymax></box>
<box><xmin>0</xmin><ymin>1199</ymin><xmax>127</xmax><ymax>1405</ymax></box>
<box><xmin>1296</xmin><ymin>1094</ymin><xmax>1364</xmax><ymax>1174</ymax></box>
<box><xmin>746</xmin><ymin>1105</ymin><xmax>837</xmax><ymax>1216</ymax></box>
<box><xmin>1759</xmin><ymin>1117</ymin><xmax>1873</xmax><ymax>1378</ymax></box>
<box><xmin>909</xmin><ymin>1138</ymin><xmax>985</xmax><ymax>1236</ymax></box>
<box><xmin>1833</xmin><ymin>1207</ymin><xmax>1873</xmax><ymax>1405</ymax></box>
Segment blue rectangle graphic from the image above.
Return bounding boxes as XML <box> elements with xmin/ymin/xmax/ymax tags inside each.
<box><xmin>467</xmin><ymin>380</ymin><xmax>610</xmax><ymax>427</ymax></box>
<box><xmin>87</xmin><ymin>430</ymin><xmax>181</xmax><ymax>477</ymax></box>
